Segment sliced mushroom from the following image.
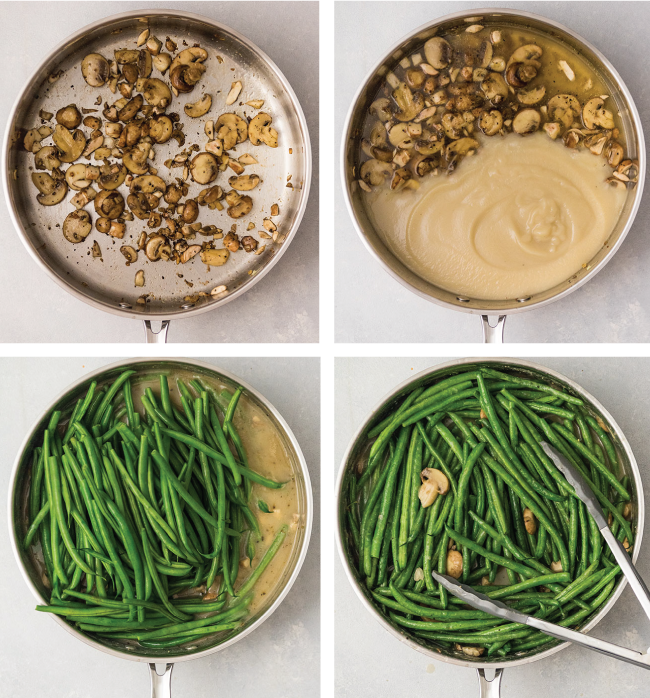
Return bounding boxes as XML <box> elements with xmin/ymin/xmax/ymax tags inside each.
<box><xmin>517</xmin><ymin>84</ymin><xmax>546</xmax><ymax>105</ymax></box>
<box><xmin>543</xmin><ymin>122</ymin><xmax>562</xmax><ymax>140</ymax></box>
<box><xmin>123</xmin><ymin>142</ymin><xmax>150</xmax><ymax>175</ymax></box>
<box><xmin>135</xmin><ymin>270</ymin><xmax>145</xmax><ymax>287</ymax></box>
<box><xmin>228</xmin><ymin>174</ymin><xmax>260</xmax><ymax>191</ymax></box>
<box><xmin>120</xmin><ymin>245</ymin><xmax>138</xmax><ymax>264</ymax></box>
<box><xmin>98</xmin><ymin>164</ymin><xmax>127</xmax><ymax>190</ymax></box>
<box><xmin>481</xmin><ymin>72</ymin><xmax>508</xmax><ymax>104</ymax></box>
<box><xmin>388</xmin><ymin>123</ymin><xmax>414</xmax><ymax>148</ymax></box>
<box><xmin>441</xmin><ymin>112</ymin><xmax>465</xmax><ymax>140</ymax></box>
<box><xmin>118</xmin><ymin>94</ymin><xmax>144</xmax><ymax>122</ymax></box>
<box><xmin>241</xmin><ymin>236</ymin><xmax>258</xmax><ymax>253</ymax></box>
<box><xmin>180</xmin><ymin>244</ymin><xmax>202</xmax><ymax>263</ymax></box>
<box><xmin>392</xmin><ymin>83</ymin><xmax>424</xmax><ymax>121</ymax></box>
<box><xmin>446</xmin><ymin>137</ymin><xmax>479</xmax><ymax>158</ymax></box>
<box><xmin>216</xmin><ymin>113</ymin><xmax>248</xmax><ymax>150</ymax></box>
<box><xmin>56</xmin><ymin>104</ymin><xmax>82</xmax><ymax>129</ymax></box>
<box><xmin>513</xmin><ymin>108</ymin><xmax>540</xmax><ymax>134</ymax></box>
<box><xmin>190</xmin><ymin>152</ymin><xmax>219</xmax><ymax>184</ymax></box>
<box><xmin>478</xmin><ymin>109</ymin><xmax>503</xmax><ymax>136</ymax></box>
<box><xmin>65</xmin><ymin>163</ymin><xmax>91</xmax><ymax>190</ymax></box>
<box><xmin>547</xmin><ymin>94</ymin><xmax>581</xmax><ymax>129</ymax></box>
<box><xmin>168</xmin><ymin>46</ymin><xmax>208</xmax><ymax>76</ymax></box>
<box><xmin>360</xmin><ymin>158</ymin><xmax>393</xmax><ymax>187</ymax></box>
<box><xmin>424</xmin><ymin>36</ymin><xmax>452</xmax><ymax>69</ymax></box>
<box><xmin>184</xmin><ymin>94</ymin><xmax>212</xmax><ymax>118</ymax></box>
<box><xmin>62</xmin><ymin>210</ymin><xmax>92</xmax><ymax>243</ymax></box>
<box><xmin>82</xmin><ymin>53</ymin><xmax>110</xmax><ymax>87</ymax></box>
<box><xmin>138</xmin><ymin>49</ymin><xmax>152</xmax><ymax>79</ymax></box>
<box><xmin>200</xmin><ymin>248</ymin><xmax>229</xmax><ymax>266</ymax></box>
<box><xmin>223</xmin><ymin>231</ymin><xmax>240</xmax><ymax>251</ymax></box>
<box><xmin>606</xmin><ymin>141</ymin><xmax>624</xmax><ymax>168</ymax></box>
<box><xmin>31</xmin><ymin>172</ymin><xmax>68</xmax><ymax>206</ymax></box>
<box><xmin>507</xmin><ymin>44</ymin><xmax>542</xmax><ymax>68</ymax></box>
<box><xmin>169</xmin><ymin>63</ymin><xmax>205</xmax><ymax>93</ymax></box>
<box><xmin>248</xmin><ymin>112</ymin><xmax>278</xmax><ymax>147</ymax></box>
<box><xmin>246</xmin><ymin>99</ymin><xmax>264</xmax><ymax>109</ymax></box>
<box><xmin>130</xmin><ymin>174</ymin><xmax>166</xmax><ymax>194</ymax></box>
<box><xmin>447</xmin><ymin>550</ymin><xmax>463</xmax><ymax>579</ymax></box>
<box><xmin>127</xmin><ymin>192</ymin><xmax>155</xmax><ymax>220</ymax></box>
<box><xmin>52</xmin><ymin>125</ymin><xmax>86</xmax><ymax>163</ymax></box>
<box><xmin>152</xmin><ymin>53</ymin><xmax>172</xmax><ymax>74</ymax></box>
<box><xmin>205</xmin><ymin>140</ymin><xmax>223</xmax><ymax>157</ymax></box>
<box><xmin>34</xmin><ymin>146</ymin><xmax>61</xmax><ymax>171</ymax></box>
<box><xmin>96</xmin><ymin>218</ymin><xmax>126</xmax><ymax>238</ymax></box>
<box><xmin>135</xmin><ymin>78</ymin><xmax>171</xmax><ymax>107</ymax></box>
<box><xmin>71</xmin><ymin>186</ymin><xmax>97</xmax><ymax>209</ymax></box>
<box><xmin>506</xmin><ymin>62</ymin><xmax>537</xmax><ymax>88</ymax></box>
<box><xmin>145</xmin><ymin>235</ymin><xmax>171</xmax><ymax>261</ymax></box>
<box><xmin>225</xmin><ymin>81</ymin><xmax>242</xmax><ymax>106</ymax></box>
<box><xmin>149</xmin><ymin>115</ymin><xmax>173</xmax><ymax>143</ymax></box>
<box><xmin>369</xmin><ymin>97</ymin><xmax>392</xmax><ymax>122</ymax></box>
<box><xmin>115</xmin><ymin>49</ymin><xmax>139</xmax><ymax>64</ymax></box>
<box><xmin>583</xmin><ymin>97</ymin><xmax>615</xmax><ymax>130</ymax></box>
<box><xmin>418</xmin><ymin>468</ymin><xmax>449</xmax><ymax>508</ymax></box>
<box><xmin>238</xmin><ymin>153</ymin><xmax>258</xmax><ymax>166</ymax></box>
<box><xmin>24</xmin><ymin>126</ymin><xmax>52</xmax><ymax>153</ymax></box>
<box><xmin>95</xmin><ymin>190</ymin><xmax>125</xmax><ymax>219</ymax></box>
<box><xmin>226</xmin><ymin>192</ymin><xmax>253</xmax><ymax>218</ymax></box>
<box><xmin>523</xmin><ymin>508</ymin><xmax>537</xmax><ymax>535</ymax></box>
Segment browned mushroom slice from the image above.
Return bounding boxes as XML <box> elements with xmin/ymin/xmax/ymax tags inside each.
<box><xmin>130</xmin><ymin>174</ymin><xmax>166</xmax><ymax>194</ymax></box>
<box><xmin>123</xmin><ymin>142</ymin><xmax>151</xmax><ymax>175</ymax></box>
<box><xmin>52</xmin><ymin>125</ymin><xmax>86</xmax><ymax>163</ymax></box>
<box><xmin>513</xmin><ymin>109</ymin><xmax>541</xmax><ymax>134</ymax></box>
<box><xmin>115</xmin><ymin>48</ymin><xmax>139</xmax><ymax>64</ymax></box>
<box><xmin>118</xmin><ymin>95</ymin><xmax>144</xmax><ymax>122</ymax></box>
<box><xmin>543</xmin><ymin>122</ymin><xmax>562</xmax><ymax>140</ymax></box>
<box><xmin>190</xmin><ymin>153</ymin><xmax>219</xmax><ymax>184</ymax></box>
<box><xmin>517</xmin><ymin>84</ymin><xmax>546</xmax><ymax>106</ymax></box>
<box><xmin>248</xmin><ymin>112</ymin><xmax>278</xmax><ymax>147</ymax></box>
<box><xmin>120</xmin><ymin>245</ymin><xmax>138</xmax><ymax>264</ymax></box>
<box><xmin>96</xmin><ymin>218</ymin><xmax>126</xmax><ymax>238</ymax></box>
<box><xmin>180</xmin><ymin>245</ymin><xmax>202</xmax><ymax>263</ymax></box>
<box><xmin>446</xmin><ymin>137</ymin><xmax>479</xmax><ymax>158</ymax></box>
<box><xmin>82</xmin><ymin>53</ymin><xmax>109</xmax><ymax>87</ymax></box>
<box><xmin>223</xmin><ymin>231</ymin><xmax>240</xmax><ymax>251</ymax></box>
<box><xmin>145</xmin><ymin>235</ymin><xmax>172</xmax><ymax>261</ymax></box>
<box><xmin>424</xmin><ymin>37</ymin><xmax>452</xmax><ymax>69</ymax></box>
<box><xmin>228</xmin><ymin>174</ymin><xmax>260</xmax><ymax>191</ymax></box>
<box><xmin>216</xmin><ymin>113</ymin><xmax>248</xmax><ymax>150</ymax></box>
<box><xmin>606</xmin><ymin>141</ymin><xmax>624</xmax><ymax>168</ymax></box>
<box><xmin>32</xmin><ymin>172</ymin><xmax>68</xmax><ymax>206</ymax></box>
<box><xmin>201</xmin><ymin>248</ymin><xmax>229</xmax><ymax>266</ymax></box>
<box><xmin>507</xmin><ymin>44</ymin><xmax>542</xmax><ymax>68</ymax></box>
<box><xmin>98</xmin><ymin>164</ymin><xmax>127</xmax><ymax>190</ymax></box>
<box><xmin>360</xmin><ymin>159</ymin><xmax>393</xmax><ymax>187</ymax></box>
<box><xmin>56</xmin><ymin>104</ymin><xmax>82</xmax><ymax>129</ymax></box>
<box><xmin>369</xmin><ymin>97</ymin><xmax>392</xmax><ymax>122</ymax></box>
<box><xmin>136</xmin><ymin>78</ymin><xmax>171</xmax><ymax>107</ymax></box>
<box><xmin>442</xmin><ymin>113</ymin><xmax>465</xmax><ymax>140</ymax></box>
<box><xmin>138</xmin><ymin>49</ymin><xmax>152</xmax><ymax>79</ymax></box>
<box><xmin>582</xmin><ymin>97</ymin><xmax>615</xmax><ymax>130</ymax></box>
<box><xmin>185</xmin><ymin>94</ymin><xmax>212</xmax><ymax>118</ymax></box>
<box><xmin>414</xmin><ymin>140</ymin><xmax>443</xmax><ymax>157</ymax></box>
<box><xmin>127</xmin><ymin>192</ymin><xmax>155</xmax><ymax>220</ymax></box>
<box><xmin>478</xmin><ymin>109</ymin><xmax>503</xmax><ymax>136</ymax></box>
<box><xmin>62</xmin><ymin>210</ymin><xmax>92</xmax><ymax>243</ymax></box>
<box><xmin>65</xmin><ymin>163</ymin><xmax>92</xmax><ymax>190</ymax></box>
<box><xmin>547</xmin><ymin>94</ymin><xmax>581</xmax><ymax>129</ymax></box>
<box><xmin>392</xmin><ymin>83</ymin><xmax>424</xmax><ymax>122</ymax></box>
<box><xmin>95</xmin><ymin>190</ymin><xmax>125</xmax><ymax>219</ymax></box>
<box><xmin>149</xmin><ymin>115</ymin><xmax>173</xmax><ymax>143</ymax></box>
<box><xmin>506</xmin><ymin>62</ymin><xmax>538</xmax><ymax>88</ymax></box>
<box><xmin>182</xmin><ymin>199</ymin><xmax>199</xmax><ymax>223</ymax></box>
<box><xmin>481</xmin><ymin>72</ymin><xmax>508</xmax><ymax>105</ymax></box>
<box><xmin>226</xmin><ymin>81</ymin><xmax>243</xmax><ymax>106</ymax></box>
<box><xmin>226</xmin><ymin>192</ymin><xmax>253</xmax><ymax>218</ymax></box>
<box><xmin>34</xmin><ymin>146</ymin><xmax>61</xmax><ymax>171</ymax></box>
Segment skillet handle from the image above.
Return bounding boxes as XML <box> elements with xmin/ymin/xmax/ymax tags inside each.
<box><xmin>477</xmin><ymin>668</ymin><xmax>503</xmax><ymax>697</ymax></box>
<box><xmin>481</xmin><ymin>316</ymin><xmax>506</xmax><ymax>343</ymax></box>
<box><xmin>143</xmin><ymin>320</ymin><xmax>170</xmax><ymax>343</ymax></box>
<box><xmin>149</xmin><ymin>663</ymin><xmax>173</xmax><ymax>697</ymax></box>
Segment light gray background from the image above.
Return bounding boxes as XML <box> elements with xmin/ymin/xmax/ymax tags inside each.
<box><xmin>335</xmin><ymin>2</ymin><xmax>650</xmax><ymax>343</ymax></box>
<box><xmin>1</xmin><ymin>2</ymin><xmax>318</xmax><ymax>343</ymax></box>
<box><xmin>0</xmin><ymin>357</ymin><xmax>320</xmax><ymax>697</ymax></box>
<box><xmin>336</xmin><ymin>357</ymin><xmax>650</xmax><ymax>698</ymax></box>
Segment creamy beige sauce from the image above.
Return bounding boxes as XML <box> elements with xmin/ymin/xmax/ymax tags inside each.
<box><xmin>365</xmin><ymin>133</ymin><xmax>626</xmax><ymax>299</ymax></box>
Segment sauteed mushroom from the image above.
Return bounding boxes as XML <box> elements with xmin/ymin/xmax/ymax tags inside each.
<box><xmin>424</xmin><ymin>37</ymin><xmax>452</xmax><ymax>69</ymax></box>
<box><xmin>201</xmin><ymin>248</ymin><xmax>229</xmax><ymax>266</ymax></box>
<box><xmin>62</xmin><ymin>210</ymin><xmax>92</xmax><ymax>243</ymax></box>
<box><xmin>229</xmin><ymin>174</ymin><xmax>260</xmax><ymax>191</ymax></box>
<box><xmin>248</xmin><ymin>112</ymin><xmax>277</xmax><ymax>147</ymax></box>
<box><xmin>31</xmin><ymin>172</ymin><xmax>67</xmax><ymax>206</ymax></box>
<box><xmin>56</xmin><ymin>104</ymin><xmax>82</xmax><ymax>129</ymax></box>
<box><xmin>190</xmin><ymin>153</ymin><xmax>219</xmax><ymax>184</ymax></box>
<box><xmin>52</xmin><ymin>125</ymin><xmax>86</xmax><ymax>163</ymax></box>
<box><xmin>82</xmin><ymin>53</ymin><xmax>109</xmax><ymax>87</ymax></box>
<box><xmin>184</xmin><ymin>94</ymin><xmax>212</xmax><ymax>118</ymax></box>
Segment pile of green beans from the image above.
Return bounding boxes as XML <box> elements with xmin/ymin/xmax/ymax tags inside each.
<box><xmin>344</xmin><ymin>365</ymin><xmax>635</xmax><ymax>659</ymax></box>
<box><xmin>23</xmin><ymin>369</ymin><xmax>289</xmax><ymax>650</ymax></box>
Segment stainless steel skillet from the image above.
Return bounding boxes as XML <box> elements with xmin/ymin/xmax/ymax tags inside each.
<box><xmin>8</xmin><ymin>358</ymin><xmax>313</xmax><ymax>696</ymax></box>
<box><xmin>336</xmin><ymin>358</ymin><xmax>644</xmax><ymax>697</ymax></box>
<box><xmin>2</xmin><ymin>11</ymin><xmax>312</xmax><ymax>342</ymax></box>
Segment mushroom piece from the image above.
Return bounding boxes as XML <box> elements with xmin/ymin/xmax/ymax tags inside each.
<box><xmin>225</xmin><ymin>81</ymin><xmax>242</xmax><ymax>106</ymax></box>
<box><xmin>96</xmin><ymin>218</ymin><xmax>126</xmax><ymax>238</ymax></box>
<box><xmin>180</xmin><ymin>245</ymin><xmax>202</xmax><ymax>263</ymax></box>
<box><xmin>523</xmin><ymin>508</ymin><xmax>537</xmax><ymax>535</ymax></box>
<box><xmin>31</xmin><ymin>172</ymin><xmax>68</xmax><ymax>206</ymax></box>
<box><xmin>115</xmin><ymin>49</ymin><xmax>139</xmax><ymax>64</ymax></box>
<box><xmin>169</xmin><ymin>63</ymin><xmax>205</xmax><ymax>93</ymax></box>
<box><xmin>547</xmin><ymin>94</ymin><xmax>581</xmax><ymax>130</ymax></box>
<box><xmin>607</xmin><ymin>141</ymin><xmax>624</xmax><ymax>168</ymax></box>
<box><xmin>226</xmin><ymin>193</ymin><xmax>253</xmax><ymax>219</ymax></box>
<box><xmin>513</xmin><ymin>108</ymin><xmax>541</xmax><ymax>135</ymax></box>
<box><xmin>241</xmin><ymin>236</ymin><xmax>258</xmax><ymax>253</ymax></box>
<box><xmin>182</xmin><ymin>199</ymin><xmax>199</xmax><ymax>223</ymax></box>
<box><xmin>446</xmin><ymin>550</ymin><xmax>463</xmax><ymax>579</ymax></box>
<box><xmin>200</xmin><ymin>248</ymin><xmax>229</xmax><ymax>266</ymax></box>
<box><xmin>418</xmin><ymin>468</ymin><xmax>449</xmax><ymax>508</ymax></box>
<box><xmin>169</xmin><ymin>46</ymin><xmax>208</xmax><ymax>76</ymax></box>
<box><xmin>135</xmin><ymin>78</ymin><xmax>172</xmax><ymax>107</ymax></box>
<box><xmin>369</xmin><ymin>97</ymin><xmax>392</xmax><ymax>122</ymax></box>
<box><xmin>145</xmin><ymin>235</ymin><xmax>171</xmax><ymax>261</ymax></box>
<box><xmin>24</xmin><ymin>127</ymin><xmax>53</xmax><ymax>153</ymax></box>
<box><xmin>98</xmin><ymin>164</ymin><xmax>127</xmax><ymax>190</ymax></box>
<box><xmin>118</xmin><ymin>94</ymin><xmax>144</xmax><ymax>122</ymax></box>
<box><xmin>478</xmin><ymin>109</ymin><xmax>503</xmax><ymax>136</ymax></box>
<box><xmin>34</xmin><ymin>146</ymin><xmax>61</xmax><ymax>171</ymax></box>
<box><xmin>248</xmin><ymin>112</ymin><xmax>278</xmax><ymax>148</ymax></box>
<box><xmin>120</xmin><ymin>246</ymin><xmax>138</xmax><ymax>264</ymax></box>
<box><xmin>506</xmin><ymin>62</ymin><xmax>537</xmax><ymax>88</ymax></box>
<box><xmin>56</xmin><ymin>104</ymin><xmax>82</xmax><ymax>129</ymax></box>
<box><xmin>65</xmin><ymin>163</ymin><xmax>92</xmax><ymax>190</ymax></box>
<box><xmin>95</xmin><ymin>190</ymin><xmax>125</xmax><ymax>219</ymax></box>
<box><xmin>424</xmin><ymin>36</ymin><xmax>452</xmax><ymax>69</ymax></box>
<box><xmin>583</xmin><ymin>97</ymin><xmax>615</xmax><ymax>130</ymax></box>
<box><xmin>360</xmin><ymin>158</ymin><xmax>393</xmax><ymax>187</ymax></box>
<box><xmin>138</xmin><ymin>49</ymin><xmax>152</xmax><ymax>79</ymax></box>
<box><xmin>223</xmin><ymin>232</ymin><xmax>240</xmax><ymax>251</ymax></box>
<box><xmin>81</xmin><ymin>53</ymin><xmax>110</xmax><ymax>87</ymax></box>
<box><xmin>152</xmin><ymin>53</ymin><xmax>172</xmax><ymax>74</ymax></box>
<box><xmin>216</xmin><ymin>113</ymin><xmax>248</xmax><ymax>150</ymax></box>
<box><xmin>543</xmin><ymin>122</ymin><xmax>562</xmax><ymax>140</ymax></box>
<box><xmin>392</xmin><ymin>83</ymin><xmax>424</xmax><ymax>122</ymax></box>
<box><xmin>130</xmin><ymin>174</ymin><xmax>166</xmax><ymax>194</ymax></box>
<box><xmin>442</xmin><ymin>112</ymin><xmax>465</xmax><ymax>140</ymax></box>
<box><xmin>184</xmin><ymin>94</ymin><xmax>212</xmax><ymax>118</ymax></box>
<box><xmin>517</xmin><ymin>84</ymin><xmax>546</xmax><ymax>106</ymax></box>
<box><xmin>507</xmin><ymin>44</ymin><xmax>542</xmax><ymax>68</ymax></box>
<box><xmin>228</xmin><ymin>174</ymin><xmax>260</xmax><ymax>191</ymax></box>
<box><xmin>481</xmin><ymin>72</ymin><xmax>508</xmax><ymax>104</ymax></box>
<box><xmin>146</xmin><ymin>115</ymin><xmax>171</xmax><ymax>144</ymax></box>
<box><xmin>190</xmin><ymin>152</ymin><xmax>219</xmax><ymax>184</ymax></box>
<box><xmin>52</xmin><ymin>125</ymin><xmax>86</xmax><ymax>163</ymax></box>
<box><xmin>135</xmin><ymin>270</ymin><xmax>145</xmax><ymax>287</ymax></box>
<box><xmin>71</xmin><ymin>187</ymin><xmax>97</xmax><ymax>209</ymax></box>
<box><xmin>123</xmin><ymin>142</ymin><xmax>150</xmax><ymax>175</ymax></box>
<box><xmin>127</xmin><ymin>193</ymin><xmax>153</xmax><ymax>220</ymax></box>
<box><xmin>62</xmin><ymin>210</ymin><xmax>92</xmax><ymax>243</ymax></box>
<box><xmin>446</xmin><ymin>137</ymin><xmax>479</xmax><ymax>158</ymax></box>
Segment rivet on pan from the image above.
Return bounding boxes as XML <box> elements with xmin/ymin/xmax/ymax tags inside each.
<box><xmin>181</xmin><ymin>303</ymin><xmax>195</xmax><ymax>309</ymax></box>
<box><xmin>456</xmin><ymin>296</ymin><xmax>470</xmax><ymax>303</ymax></box>
<box><xmin>517</xmin><ymin>296</ymin><xmax>531</xmax><ymax>303</ymax></box>
<box><xmin>119</xmin><ymin>302</ymin><xmax>132</xmax><ymax>309</ymax></box>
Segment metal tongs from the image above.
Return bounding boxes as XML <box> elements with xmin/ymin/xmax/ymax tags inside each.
<box><xmin>432</xmin><ymin>442</ymin><xmax>650</xmax><ymax>669</ymax></box>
